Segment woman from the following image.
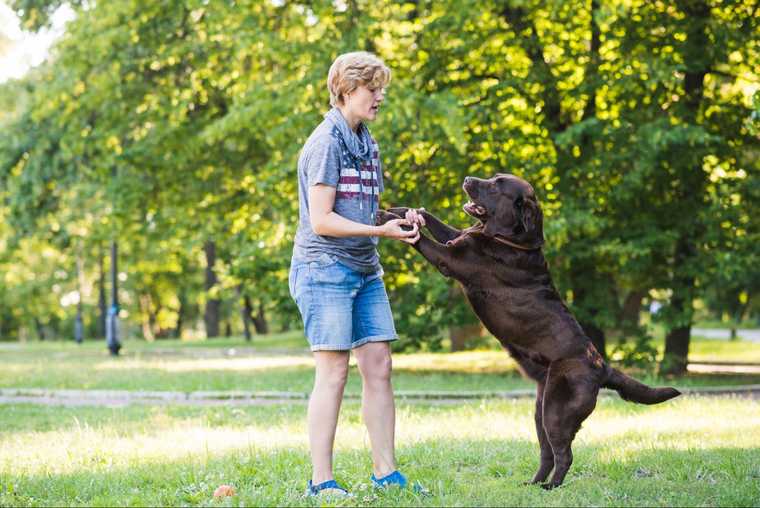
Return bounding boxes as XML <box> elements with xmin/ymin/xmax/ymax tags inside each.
<box><xmin>288</xmin><ymin>51</ymin><xmax>423</xmax><ymax>496</ymax></box>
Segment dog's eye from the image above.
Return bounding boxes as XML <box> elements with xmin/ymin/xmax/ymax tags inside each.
<box><xmin>514</xmin><ymin>196</ymin><xmax>524</xmax><ymax>208</ymax></box>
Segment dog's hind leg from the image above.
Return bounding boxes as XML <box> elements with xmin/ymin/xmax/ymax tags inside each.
<box><xmin>527</xmin><ymin>382</ymin><xmax>554</xmax><ymax>484</ymax></box>
<box><xmin>540</xmin><ymin>363</ymin><xmax>598</xmax><ymax>489</ymax></box>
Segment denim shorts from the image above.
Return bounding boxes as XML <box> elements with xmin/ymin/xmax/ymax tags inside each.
<box><xmin>289</xmin><ymin>253</ymin><xmax>398</xmax><ymax>351</ymax></box>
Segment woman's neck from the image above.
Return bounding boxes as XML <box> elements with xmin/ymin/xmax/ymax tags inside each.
<box><xmin>337</xmin><ymin>105</ymin><xmax>361</xmax><ymax>132</ymax></box>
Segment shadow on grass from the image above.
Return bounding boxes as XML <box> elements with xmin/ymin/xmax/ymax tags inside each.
<box><xmin>2</xmin><ymin>437</ymin><xmax>758</xmax><ymax>507</ymax></box>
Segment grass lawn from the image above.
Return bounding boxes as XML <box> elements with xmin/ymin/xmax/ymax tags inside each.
<box><xmin>687</xmin><ymin>338</ymin><xmax>760</xmax><ymax>363</ymax></box>
<box><xmin>1</xmin><ymin>396</ymin><xmax>759</xmax><ymax>506</ymax></box>
<box><xmin>2</xmin><ymin>334</ymin><xmax>760</xmax><ymax>505</ymax></box>
<box><xmin>2</xmin><ymin>332</ymin><xmax>760</xmax><ymax>395</ymax></box>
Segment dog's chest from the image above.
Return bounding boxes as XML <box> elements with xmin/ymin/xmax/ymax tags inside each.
<box><xmin>462</xmin><ymin>286</ymin><xmax>541</xmax><ymax>344</ymax></box>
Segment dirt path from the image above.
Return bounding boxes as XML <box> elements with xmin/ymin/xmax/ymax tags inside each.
<box><xmin>2</xmin><ymin>385</ymin><xmax>759</xmax><ymax>407</ymax></box>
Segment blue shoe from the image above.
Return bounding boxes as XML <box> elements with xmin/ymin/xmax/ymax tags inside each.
<box><xmin>371</xmin><ymin>470</ymin><xmax>429</xmax><ymax>495</ymax></box>
<box><xmin>371</xmin><ymin>470</ymin><xmax>408</xmax><ymax>488</ymax></box>
<box><xmin>305</xmin><ymin>479</ymin><xmax>350</xmax><ymax>497</ymax></box>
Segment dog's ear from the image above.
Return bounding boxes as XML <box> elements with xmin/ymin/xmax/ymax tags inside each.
<box><xmin>483</xmin><ymin>194</ymin><xmax>543</xmax><ymax>244</ymax></box>
<box><xmin>519</xmin><ymin>197</ymin><xmax>539</xmax><ymax>233</ymax></box>
<box><xmin>520</xmin><ymin>197</ymin><xmax>544</xmax><ymax>247</ymax></box>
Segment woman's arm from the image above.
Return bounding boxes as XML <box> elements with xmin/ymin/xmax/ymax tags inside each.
<box><xmin>309</xmin><ymin>184</ymin><xmax>419</xmax><ymax>242</ymax></box>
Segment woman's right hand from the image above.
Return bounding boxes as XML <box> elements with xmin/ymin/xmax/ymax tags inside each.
<box><xmin>381</xmin><ymin>218</ymin><xmax>420</xmax><ymax>244</ymax></box>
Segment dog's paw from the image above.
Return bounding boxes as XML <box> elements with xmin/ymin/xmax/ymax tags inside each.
<box><xmin>375</xmin><ymin>209</ymin><xmax>402</xmax><ymax>226</ymax></box>
<box><xmin>540</xmin><ymin>482</ymin><xmax>560</xmax><ymax>491</ymax></box>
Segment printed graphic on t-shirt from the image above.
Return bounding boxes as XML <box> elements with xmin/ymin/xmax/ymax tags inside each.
<box><xmin>336</xmin><ymin>142</ymin><xmax>380</xmax><ymax>201</ymax></box>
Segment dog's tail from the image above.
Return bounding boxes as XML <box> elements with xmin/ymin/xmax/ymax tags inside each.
<box><xmin>603</xmin><ymin>367</ymin><xmax>681</xmax><ymax>405</ymax></box>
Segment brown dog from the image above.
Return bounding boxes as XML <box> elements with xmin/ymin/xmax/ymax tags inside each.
<box><xmin>377</xmin><ymin>173</ymin><xmax>680</xmax><ymax>489</ymax></box>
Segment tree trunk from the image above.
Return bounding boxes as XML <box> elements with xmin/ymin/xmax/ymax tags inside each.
<box><xmin>661</xmin><ymin>239</ymin><xmax>697</xmax><ymax>376</ymax></box>
<box><xmin>252</xmin><ymin>302</ymin><xmax>269</xmax><ymax>335</ymax></box>
<box><xmin>139</xmin><ymin>294</ymin><xmax>155</xmax><ymax>341</ymax></box>
<box><xmin>660</xmin><ymin>0</ymin><xmax>709</xmax><ymax>376</ymax></box>
<box><xmin>727</xmin><ymin>292</ymin><xmax>749</xmax><ymax>341</ymax></box>
<box><xmin>619</xmin><ymin>289</ymin><xmax>646</xmax><ymax>337</ymax></box>
<box><xmin>75</xmin><ymin>250</ymin><xmax>84</xmax><ymax>343</ymax></box>
<box><xmin>663</xmin><ymin>325</ymin><xmax>691</xmax><ymax>375</ymax></box>
<box><xmin>203</xmin><ymin>240</ymin><xmax>220</xmax><ymax>338</ymax></box>
<box><xmin>239</xmin><ymin>287</ymin><xmax>252</xmax><ymax>341</ymax></box>
<box><xmin>34</xmin><ymin>317</ymin><xmax>46</xmax><ymax>341</ymax></box>
<box><xmin>174</xmin><ymin>289</ymin><xmax>186</xmax><ymax>339</ymax></box>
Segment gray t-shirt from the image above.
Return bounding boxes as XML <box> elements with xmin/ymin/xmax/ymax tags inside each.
<box><xmin>292</xmin><ymin>109</ymin><xmax>385</xmax><ymax>273</ymax></box>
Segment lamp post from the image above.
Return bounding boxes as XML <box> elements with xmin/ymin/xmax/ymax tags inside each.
<box><xmin>74</xmin><ymin>248</ymin><xmax>84</xmax><ymax>344</ymax></box>
<box><xmin>106</xmin><ymin>239</ymin><xmax>122</xmax><ymax>355</ymax></box>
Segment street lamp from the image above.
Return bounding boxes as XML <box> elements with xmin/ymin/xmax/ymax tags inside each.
<box><xmin>106</xmin><ymin>238</ymin><xmax>122</xmax><ymax>355</ymax></box>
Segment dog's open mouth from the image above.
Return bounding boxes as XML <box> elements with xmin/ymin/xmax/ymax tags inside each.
<box><xmin>463</xmin><ymin>201</ymin><xmax>487</xmax><ymax>218</ymax></box>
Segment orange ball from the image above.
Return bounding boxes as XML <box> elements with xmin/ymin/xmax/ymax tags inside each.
<box><xmin>213</xmin><ymin>484</ymin><xmax>236</xmax><ymax>498</ymax></box>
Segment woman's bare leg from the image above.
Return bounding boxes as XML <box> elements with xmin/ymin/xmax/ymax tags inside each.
<box><xmin>354</xmin><ymin>341</ymin><xmax>396</xmax><ymax>477</ymax></box>
<box><xmin>309</xmin><ymin>350</ymin><xmax>350</xmax><ymax>485</ymax></box>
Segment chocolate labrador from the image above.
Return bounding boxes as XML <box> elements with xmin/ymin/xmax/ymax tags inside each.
<box><xmin>377</xmin><ymin>173</ymin><xmax>680</xmax><ymax>489</ymax></box>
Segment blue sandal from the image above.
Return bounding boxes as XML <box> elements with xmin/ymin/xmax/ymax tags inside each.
<box><xmin>306</xmin><ymin>479</ymin><xmax>350</xmax><ymax>497</ymax></box>
<box><xmin>371</xmin><ymin>470</ymin><xmax>429</xmax><ymax>495</ymax></box>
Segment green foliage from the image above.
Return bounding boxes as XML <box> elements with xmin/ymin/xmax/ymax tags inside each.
<box><xmin>0</xmin><ymin>0</ymin><xmax>758</xmax><ymax>359</ymax></box>
<box><xmin>609</xmin><ymin>332</ymin><xmax>659</xmax><ymax>373</ymax></box>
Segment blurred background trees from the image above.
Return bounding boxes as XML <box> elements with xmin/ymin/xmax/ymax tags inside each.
<box><xmin>1</xmin><ymin>0</ymin><xmax>757</xmax><ymax>374</ymax></box>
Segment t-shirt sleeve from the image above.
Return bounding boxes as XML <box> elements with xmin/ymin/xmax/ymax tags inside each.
<box><xmin>305</xmin><ymin>137</ymin><xmax>341</xmax><ymax>187</ymax></box>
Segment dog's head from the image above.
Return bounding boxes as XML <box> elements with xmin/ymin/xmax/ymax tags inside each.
<box><xmin>462</xmin><ymin>173</ymin><xmax>544</xmax><ymax>248</ymax></box>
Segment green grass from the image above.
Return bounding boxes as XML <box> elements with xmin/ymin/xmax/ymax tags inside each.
<box><xmin>688</xmin><ymin>338</ymin><xmax>760</xmax><ymax>363</ymax></box>
<box><xmin>693</xmin><ymin>319</ymin><xmax>759</xmax><ymax>330</ymax></box>
<box><xmin>3</xmin><ymin>333</ymin><xmax>760</xmax><ymax>394</ymax></box>
<box><xmin>2</xmin><ymin>334</ymin><xmax>760</xmax><ymax>505</ymax></box>
<box><xmin>1</xmin><ymin>396</ymin><xmax>758</xmax><ymax>506</ymax></box>
<box><xmin>2</xmin><ymin>334</ymin><xmax>760</xmax><ymax>395</ymax></box>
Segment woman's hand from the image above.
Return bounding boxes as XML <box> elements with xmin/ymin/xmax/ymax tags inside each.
<box><xmin>381</xmin><ymin>218</ymin><xmax>420</xmax><ymax>244</ymax></box>
<box><xmin>405</xmin><ymin>208</ymin><xmax>426</xmax><ymax>228</ymax></box>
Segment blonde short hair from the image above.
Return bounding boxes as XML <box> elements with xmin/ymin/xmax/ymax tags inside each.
<box><xmin>327</xmin><ymin>51</ymin><xmax>391</xmax><ymax>107</ymax></box>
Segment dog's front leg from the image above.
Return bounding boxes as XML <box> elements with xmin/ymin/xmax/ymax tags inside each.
<box><xmin>411</xmin><ymin>234</ymin><xmax>469</xmax><ymax>280</ymax></box>
<box><xmin>420</xmin><ymin>210</ymin><xmax>462</xmax><ymax>244</ymax></box>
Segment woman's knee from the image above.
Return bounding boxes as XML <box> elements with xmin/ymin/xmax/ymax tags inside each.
<box><xmin>314</xmin><ymin>353</ymin><xmax>349</xmax><ymax>391</ymax></box>
<box><xmin>358</xmin><ymin>348</ymin><xmax>392</xmax><ymax>386</ymax></box>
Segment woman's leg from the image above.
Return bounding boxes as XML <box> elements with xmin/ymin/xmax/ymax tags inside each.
<box><xmin>354</xmin><ymin>341</ymin><xmax>396</xmax><ymax>477</ymax></box>
<box><xmin>309</xmin><ymin>350</ymin><xmax>350</xmax><ymax>484</ymax></box>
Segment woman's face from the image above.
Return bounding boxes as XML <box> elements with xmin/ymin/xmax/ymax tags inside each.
<box><xmin>345</xmin><ymin>84</ymin><xmax>385</xmax><ymax>122</ymax></box>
